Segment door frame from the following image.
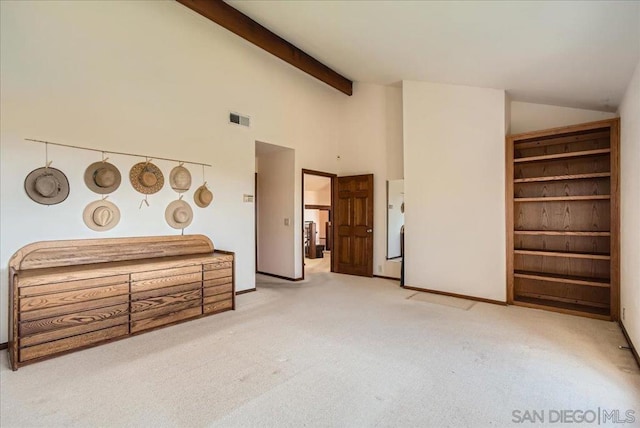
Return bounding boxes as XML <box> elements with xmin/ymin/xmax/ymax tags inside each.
<box><xmin>301</xmin><ymin>169</ymin><xmax>336</xmax><ymax>280</ymax></box>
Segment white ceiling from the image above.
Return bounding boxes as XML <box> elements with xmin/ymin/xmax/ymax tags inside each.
<box><xmin>228</xmin><ymin>1</ymin><xmax>640</xmax><ymax>111</ymax></box>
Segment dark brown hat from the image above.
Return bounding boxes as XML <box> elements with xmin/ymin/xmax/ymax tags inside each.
<box><xmin>84</xmin><ymin>161</ymin><xmax>121</xmax><ymax>194</ymax></box>
<box><xmin>24</xmin><ymin>167</ymin><xmax>70</xmax><ymax>205</ymax></box>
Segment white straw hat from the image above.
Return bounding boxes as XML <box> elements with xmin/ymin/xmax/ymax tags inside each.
<box><xmin>83</xmin><ymin>199</ymin><xmax>120</xmax><ymax>231</ymax></box>
<box><xmin>165</xmin><ymin>199</ymin><xmax>193</xmax><ymax>229</ymax></box>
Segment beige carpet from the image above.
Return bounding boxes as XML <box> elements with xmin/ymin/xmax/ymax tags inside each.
<box><xmin>407</xmin><ymin>291</ymin><xmax>476</xmax><ymax>310</ymax></box>
<box><xmin>1</xmin><ymin>271</ymin><xmax>638</xmax><ymax>427</ymax></box>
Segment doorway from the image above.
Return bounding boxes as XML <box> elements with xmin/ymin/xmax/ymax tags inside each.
<box><xmin>302</xmin><ymin>170</ymin><xmax>335</xmax><ymax>278</ymax></box>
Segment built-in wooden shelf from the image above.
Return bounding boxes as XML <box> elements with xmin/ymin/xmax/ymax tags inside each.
<box><xmin>514</xmin><ymin>231</ymin><xmax>611</xmax><ymax>237</ymax></box>
<box><xmin>514</xmin><ymin>195</ymin><xmax>610</xmax><ymax>202</ymax></box>
<box><xmin>513</xmin><ymin>270</ymin><xmax>610</xmax><ymax>288</ymax></box>
<box><xmin>507</xmin><ymin>118</ymin><xmax>619</xmax><ymax>320</ymax></box>
<box><xmin>514</xmin><ymin>249</ymin><xmax>610</xmax><ymax>260</ymax></box>
<box><xmin>513</xmin><ymin>172</ymin><xmax>611</xmax><ymax>183</ymax></box>
<box><xmin>513</xmin><ymin>148</ymin><xmax>610</xmax><ymax>163</ymax></box>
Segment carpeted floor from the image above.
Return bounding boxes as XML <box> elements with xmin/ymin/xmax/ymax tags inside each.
<box><xmin>1</xmin><ymin>271</ymin><xmax>638</xmax><ymax>427</ymax></box>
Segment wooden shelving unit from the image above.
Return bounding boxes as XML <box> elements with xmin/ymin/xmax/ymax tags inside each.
<box><xmin>506</xmin><ymin>118</ymin><xmax>620</xmax><ymax>320</ymax></box>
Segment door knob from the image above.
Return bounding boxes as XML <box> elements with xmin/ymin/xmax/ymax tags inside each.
<box><xmin>367</xmin><ymin>229</ymin><xmax>373</xmax><ymax>233</ymax></box>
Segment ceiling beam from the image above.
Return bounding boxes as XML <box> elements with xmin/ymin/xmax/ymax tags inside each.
<box><xmin>176</xmin><ymin>0</ymin><xmax>353</xmax><ymax>96</ymax></box>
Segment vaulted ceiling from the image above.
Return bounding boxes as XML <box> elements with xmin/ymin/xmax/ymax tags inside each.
<box><xmin>228</xmin><ymin>1</ymin><xmax>640</xmax><ymax>111</ymax></box>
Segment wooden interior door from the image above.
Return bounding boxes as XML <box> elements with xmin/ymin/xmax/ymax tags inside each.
<box><xmin>333</xmin><ymin>174</ymin><xmax>374</xmax><ymax>276</ymax></box>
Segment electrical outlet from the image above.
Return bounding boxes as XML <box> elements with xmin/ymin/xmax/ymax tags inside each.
<box><xmin>378</xmin><ymin>265</ymin><xmax>382</xmax><ymax>273</ymax></box>
<box><xmin>243</xmin><ymin>194</ymin><xmax>254</xmax><ymax>203</ymax></box>
<box><xmin>623</xmin><ymin>307</ymin><xmax>626</xmax><ymax>320</ymax></box>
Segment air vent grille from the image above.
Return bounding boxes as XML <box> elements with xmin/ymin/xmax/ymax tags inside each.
<box><xmin>230</xmin><ymin>112</ymin><xmax>250</xmax><ymax>127</ymax></box>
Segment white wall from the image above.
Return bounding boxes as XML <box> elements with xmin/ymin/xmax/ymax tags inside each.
<box><xmin>256</xmin><ymin>147</ymin><xmax>296</xmax><ymax>277</ymax></box>
<box><xmin>510</xmin><ymin>101</ymin><xmax>616</xmax><ymax>134</ymax></box>
<box><xmin>0</xmin><ymin>0</ymin><xmax>361</xmax><ymax>343</ymax></box>
<box><xmin>387</xmin><ymin>179</ymin><xmax>404</xmax><ymax>258</ymax></box>
<box><xmin>338</xmin><ymin>84</ymin><xmax>404</xmax><ymax>278</ymax></box>
<box><xmin>618</xmin><ymin>59</ymin><xmax>640</xmax><ymax>351</ymax></box>
<box><xmin>403</xmin><ymin>81</ymin><xmax>506</xmax><ymax>301</ymax></box>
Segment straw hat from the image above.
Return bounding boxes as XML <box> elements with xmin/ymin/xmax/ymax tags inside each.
<box><xmin>84</xmin><ymin>161</ymin><xmax>121</xmax><ymax>194</ymax></box>
<box><xmin>129</xmin><ymin>161</ymin><xmax>164</xmax><ymax>194</ymax></box>
<box><xmin>24</xmin><ymin>167</ymin><xmax>70</xmax><ymax>205</ymax></box>
<box><xmin>165</xmin><ymin>199</ymin><xmax>193</xmax><ymax>229</ymax></box>
<box><xmin>169</xmin><ymin>165</ymin><xmax>192</xmax><ymax>193</ymax></box>
<box><xmin>193</xmin><ymin>184</ymin><xmax>213</xmax><ymax>208</ymax></box>
<box><xmin>83</xmin><ymin>199</ymin><xmax>120</xmax><ymax>231</ymax></box>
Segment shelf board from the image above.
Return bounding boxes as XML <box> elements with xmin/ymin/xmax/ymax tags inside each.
<box><xmin>514</xmin><ymin>249</ymin><xmax>610</xmax><ymax>260</ymax></box>
<box><xmin>514</xmin><ymin>231</ymin><xmax>611</xmax><ymax>237</ymax></box>
<box><xmin>513</xmin><ymin>130</ymin><xmax>610</xmax><ymax>150</ymax></box>
<box><xmin>513</xmin><ymin>270</ymin><xmax>610</xmax><ymax>288</ymax></box>
<box><xmin>514</xmin><ymin>148</ymin><xmax>610</xmax><ymax>163</ymax></box>
<box><xmin>513</xmin><ymin>172</ymin><xmax>611</xmax><ymax>183</ymax></box>
<box><xmin>513</xmin><ymin>296</ymin><xmax>610</xmax><ymax>319</ymax></box>
<box><xmin>514</xmin><ymin>195</ymin><xmax>610</xmax><ymax>202</ymax></box>
<box><xmin>517</xmin><ymin>292</ymin><xmax>609</xmax><ymax>309</ymax></box>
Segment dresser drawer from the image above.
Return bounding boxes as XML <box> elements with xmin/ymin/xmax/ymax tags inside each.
<box><xmin>20</xmin><ymin>302</ymin><xmax>129</xmax><ymax>336</ymax></box>
<box><xmin>204</xmin><ymin>298</ymin><xmax>233</xmax><ymax>314</ymax></box>
<box><xmin>19</xmin><ymin>275</ymin><xmax>129</xmax><ymax>297</ymax></box>
<box><xmin>20</xmin><ymin>315</ymin><xmax>129</xmax><ymax>348</ymax></box>
<box><xmin>203</xmin><ymin>283</ymin><xmax>233</xmax><ymax>297</ymax></box>
<box><xmin>204</xmin><ymin>292</ymin><xmax>233</xmax><ymax>305</ymax></box>
<box><xmin>131</xmin><ymin>265</ymin><xmax>202</xmax><ymax>282</ymax></box>
<box><xmin>131</xmin><ymin>289</ymin><xmax>202</xmax><ymax>318</ymax></box>
<box><xmin>20</xmin><ymin>324</ymin><xmax>129</xmax><ymax>362</ymax></box>
<box><xmin>131</xmin><ymin>305</ymin><xmax>203</xmax><ymax>333</ymax></box>
<box><xmin>131</xmin><ymin>272</ymin><xmax>201</xmax><ymax>292</ymax></box>
<box><xmin>131</xmin><ymin>281</ymin><xmax>201</xmax><ymax>301</ymax></box>
<box><xmin>204</xmin><ymin>261</ymin><xmax>232</xmax><ymax>271</ymax></box>
<box><xmin>20</xmin><ymin>283</ymin><xmax>129</xmax><ymax>312</ymax></box>
<box><xmin>20</xmin><ymin>294</ymin><xmax>129</xmax><ymax>322</ymax></box>
<box><xmin>204</xmin><ymin>269</ymin><xmax>232</xmax><ymax>281</ymax></box>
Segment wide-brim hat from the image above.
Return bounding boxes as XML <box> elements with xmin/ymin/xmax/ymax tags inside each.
<box><xmin>165</xmin><ymin>199</ymin><xmax>193</xmax><ymax>229</ymax></box>
<box><xmin>84</xmin><ymin>161</ymin><xmax>121</xmax><ymax>194</ymax></box>
<box><xmin>130</xmin><ymin>161</ymin><xmax>164</xmax><ymax>194</ymax></box>
<box><xmin>169</xmin><ymin>165</ymin><xmax>192</xmax><ymax>193</ymax></box>
<box><xmin>24</xmin><ymin>167</ymin><xmax>70</xmax><ymax>205</ymax></box>
<box><xmin>193</xmin><ymin>184</ymin><xmax>213</xmax><ymax>208</ymax></box>
<box><xmin>83</xmin><ymin>199</ymin><xmax>121</xmax><ymax>231</ymax></box>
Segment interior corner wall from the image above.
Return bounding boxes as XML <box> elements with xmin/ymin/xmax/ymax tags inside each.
<box><xmin>0</xmin><ymin>0</ymin><xmax>351</xmax><ymax>343</ymax></box>
<box><xmin>338</xmin><ymin>83</ymin><xmax>404</xmax><ymax>278</ymax></box>
<box><xmin>509</xmin><ymin>101</ymin><xmax>616</xmax><ymax>134</ymax></box>
<box><xmin>256</xmin><ymin>149</ymin><xmax>296</xmax><ymax>278</ymax></box>
<box><xmin>403</xmin><ymin>80</ymin><xmax>506</xmax><ymax>301</ymax></box>
<box><xmin>618</xmin><ymin>59</ymin><xmax>640</xmax><ymax>350</ymax></box>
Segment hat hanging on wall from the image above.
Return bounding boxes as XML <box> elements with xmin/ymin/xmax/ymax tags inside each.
<box><xmin>24</xmin><ymin>167</ymin><xmax>70</xmax><ymax>205</ymax></box>
<box><xmin>193</xmin><ymin>183</ymin><xmax>213</xmax><ymax>208</ymax></box>
<box><xmin>83</xmin><ymin>199</ymin><xmax>120</xmax><ymax>231</ymax></box>
<box><xmin>165</xmin><ymin>199</ymin><xmax>193</xmax><ymax>229</ymax></box>
<box><xmin>129</xmin><ymin>161</ymin><xmax>164</xmax><ymax>194</ymax></box>
<box><xmin>169</xmin><ymin>164</ymin><xmax>192</xmax><ymax>193</ymax></box>
<box><xmin>84</xmin><ymin>161</ymin><xmax>121</xmax><ymax>194</ymax></box>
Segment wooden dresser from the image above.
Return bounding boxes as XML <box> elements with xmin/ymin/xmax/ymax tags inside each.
<box><xmin>8</xmin><ymin>235</ymin><xmax>234</xmax><ymax>370</ymax></box>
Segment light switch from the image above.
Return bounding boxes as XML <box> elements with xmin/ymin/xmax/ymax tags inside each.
<box><xmin>243</xmin><ymin>194</ymin><xmax>254</xmax><ymax>203</ymax></box>
<box><xmin>284</xmin><ymin>218</ymin><xmax>290</xmax><ymax>226</ymax></box>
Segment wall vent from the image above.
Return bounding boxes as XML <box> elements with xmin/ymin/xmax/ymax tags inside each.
<box><xmin>229</xmin><ymin>112</ymin><xmax>250</xmax><ymax>127</ymax></box>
